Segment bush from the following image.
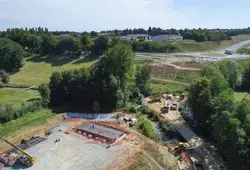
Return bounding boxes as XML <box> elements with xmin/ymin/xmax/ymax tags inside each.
<box><xmin>38</xmin><ymin>83</ymin><xmax>50</xmax><ymax>107</ymax></box>
<box><xmin>0</xmin><ymin>70</ymin><xmax>9</xmax><ymax>84</ymax></box>
<box><xmin>129</xmin><ymin>106</ymin><xmax>137</xmax><ymax>113</ymax></box>
<box><xmin>140</xmin><ymin>106</ymin><xmax>156</xmax><ymax>119</ymax></box>
<box><xmin>0</xmin><ymin>100</ymin><xmax>42</xmax><ymax>124</ymax></box>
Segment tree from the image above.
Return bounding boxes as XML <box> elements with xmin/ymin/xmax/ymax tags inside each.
<box><xmin>101</xmin><ymin>44</ymin><xmax>135</xmax><ymax>106</ymax></box>
<box><xmin>56</xmin><ymin>36</ymin><xmax>81</xmax><ymax>54</ymax></box>
<box><xmin>135</xmin><ymin>64</ymin><xmax>152</xmax><ymax>95</ymax></box>
<box><xmin>217</xmin><ymin>60</ymin><xmax>242</xmax><ymax>89</ymax></box>
<box><xmin>92</xmin><ymin>101</ymin><xmax>100</xmax><ymax>113</ymax></box>
<box><xmin>241</xmin><ymin>61</ymin><xmax>250</xmax><ymax>89</ymax></box>
<box><xmin>200</xmin><ymin>64</ymin><xmax>222</xmax><ymax>78</ymax></box>
<box><xmin>39</xmin><ymin>34</ymin><xmax>58</xmax><ymax>55</ymax></box>
<box><xmin>147</xmin><ymin>26</ymin><xmax>152</xmax><ymax>35</ymax></box>
<box><xmin>0</xmin><ymin>38</ymin><xmax>24</xmax><ymax>72</ymax></box>
<box><xmin>90</xmin><ymin>31</ymin><xmax>97</xmax><ymax>37</ymax></box>
<box><xmin>93</xmin><ymin>35</ymin><xmax>109</xmax><ymax>54</ymax></box>
<box><xmin>0</xmin><ymin>70</ymin><xmax>9</xmax><ymax>84</ymax></box>
<box><xmin>81</xmin><ymin>34</ymin><xmax>92</xmax><ymax>51</ymax></box>
<box><xmin>38</xmin><ymin>83</ymin><xmax>50</xmax><ymax>107</ymax></box>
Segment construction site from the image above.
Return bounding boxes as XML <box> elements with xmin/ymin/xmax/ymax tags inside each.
<box><xmin>0</xmin><ymin>120</ymin><xmax>142</xmax><ymax>170</ymax></box>
<box><xmin>145</xmin><ymin>92</ymin><xmax>225</xmax><ymax>170</ymax></box>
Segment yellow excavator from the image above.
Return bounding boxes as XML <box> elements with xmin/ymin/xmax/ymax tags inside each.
<box><xmin>0</xmin><ymin>137</ymin><xmax>36</xmax><ymax>167</ymax></box>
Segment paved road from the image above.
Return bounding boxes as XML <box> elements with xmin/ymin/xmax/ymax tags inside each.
<box><xmin>136</xmin><ymin>39</ymin><xmax>250</xmax><ymax>62</ymax></box>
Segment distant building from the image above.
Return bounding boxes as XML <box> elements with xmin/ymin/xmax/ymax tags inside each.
<box><xmin>120</xmin><ymin>34</ymin><xmax>152</xmax><ymax>41</ymax></box>
<box><xmin>152</xmin><ymin>34</ymin><xmax>183</xmax><ymax>42</ymax></box>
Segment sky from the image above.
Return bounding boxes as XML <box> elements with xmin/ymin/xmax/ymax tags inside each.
<box><xmin>0</xmin><ymin>0</ymin><xmax>249</xmax><ymax>32</ymax></box>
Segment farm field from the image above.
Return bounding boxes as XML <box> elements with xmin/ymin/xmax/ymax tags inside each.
<box><xmin>10</xmin><ymin>55</ymin><xmax>99</xmax><ymax>85</ymax></box>
<box><xmin>0</xmin><ymin>88</ymin><xmax>40</xmax><ymax>108</ymax></box>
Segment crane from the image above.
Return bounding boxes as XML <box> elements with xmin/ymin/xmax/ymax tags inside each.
<box><xmin>0</xmin><ymin>137</ymin><xmax>36</xmax><ymax>167</ymax></box>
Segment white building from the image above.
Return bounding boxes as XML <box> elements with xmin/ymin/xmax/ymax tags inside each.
<box><xmin>120</xmin><ymin>34</ymin><xmax>152</xmax><ymax>41</ymax></box>
<box><xmin>152</xmin><ymin>34</ymin><xmax>183</xmax><ymax>42</ymax></box>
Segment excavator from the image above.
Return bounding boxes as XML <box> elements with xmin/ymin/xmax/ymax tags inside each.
<box><xmin>0</xmin><ymin>137</ymin><xmax>36</xmax><ymax>168</ymax></box>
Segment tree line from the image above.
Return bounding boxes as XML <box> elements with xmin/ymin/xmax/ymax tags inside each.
<box><xmin>187</xmin><ymin>60</ymin><xmax>250</xmax><ymax>169</ymax></box>
<box><xmin>100</xmin><ymin>27</ymin><xmax>250</xmax><ymax>42</ymax></box>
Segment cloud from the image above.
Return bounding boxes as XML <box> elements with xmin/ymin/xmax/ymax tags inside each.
<box><xmin>0</xmin><ymin>0</ymin><xmax>188</xmax><ymax>31</ymax></box>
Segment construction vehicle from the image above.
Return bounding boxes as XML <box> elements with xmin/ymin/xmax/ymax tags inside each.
<box><xmin>0</xmin><ymin>137</ymin><xmax>36</xmax><ymax>167</ymax></box>
<box><xmin>149</xmin><ymin>87</ymin><xmax>162</xmax><ymax>102</ymax></box>
<box><xmin>150</xmin><ymin>95</ymin><xmax>161</xmax><ymax>102</ymax></box>
<box><xmin>170</xmin><ymin>102</ymin><xmax>178</xmax><ymax>110</ymax></box>
<box><xmin>161</xmin><ymin>106</ymin><xmax>169</xmax><ymax>113</ymax></box>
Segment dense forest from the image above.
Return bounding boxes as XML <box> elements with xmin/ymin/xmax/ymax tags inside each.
<box><xmin>187</xmin><ymin>60</ymin><xmax>250</xmax><ymax>169</ymax></box>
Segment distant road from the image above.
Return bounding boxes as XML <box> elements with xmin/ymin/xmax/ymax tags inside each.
<box><xmin>136</xmin><ymin>39</ymin><xmax>250</xmax><ymax>62</ymax></box>
<box><xmin>224</xmin><ymin>39</ymin><xmax>250</xmax><ymax>52</ymax></box>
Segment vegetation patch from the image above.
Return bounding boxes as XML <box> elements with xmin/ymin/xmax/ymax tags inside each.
<box><xmin>234</xmin><ymin>91</ymin><xmax>250</xmax><ymax>101</ymax></box>
<box><xmin>151</xmin><ymin>82</ymin><xmax>188</xmax><ymax>95</ymax></box>
<box><xmin>0</xmin><ymin>109</ymin><xmax>55</xmax><ymax>137</ymax></box>
<box><xmin>151</xmin><ymin>66</ymin><xmax>199</xmax><ymax>83</ymax></box>
<box><xmin>237</xmin><ymin>44</ymin><xmax>250</xmax><ymax>54</ymax></box>
<box><xmin>0</xmin><ymin>88</ymin><xmax>39</xmax><ymax>107</ymax></box>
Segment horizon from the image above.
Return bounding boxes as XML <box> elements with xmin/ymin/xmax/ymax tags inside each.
<box><xmin>1</xmin><ymin>0</ymin><xmax>250</xmax><ymax>32</ymax></box>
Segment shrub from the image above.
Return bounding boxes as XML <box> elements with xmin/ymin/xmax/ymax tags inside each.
<box><xmin>0</xmin><ymin>70</ymin><xmax>9</xmax><ymax>84</ymax></box>
<box><xmin>129</xmin><ymin>106</ymin><xmax>137</xmax><ymax>113</ymax></box>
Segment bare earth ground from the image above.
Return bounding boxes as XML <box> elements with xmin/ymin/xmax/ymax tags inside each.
<box><xmin>128</xmin><ymin>132</ymin><xmax>178</xmax><ymax>170</ymax></box>
<box><xmin>4</xmin><ymin>122</ymin><xmax>139</xmax><ymax>170</ymax></box>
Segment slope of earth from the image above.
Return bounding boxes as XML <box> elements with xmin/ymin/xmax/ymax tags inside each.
<box><xmin>10</xmin><ymin>55</ymin><xmax>98</xmax><ymax>85</ymax></box>
<box><xmin>0</xmin><ymin>88</ymin><xmax>39</xmax><ymax>108</ymax></box>
<box><xmin>128</xmin><ymin>133</ymin><xmax>178</xmax><ymax>170</ymax></box>
<box><xmin>0</xmin><ymin>109</ymin><xmax>61</xmax><ymax>150</ymax></box>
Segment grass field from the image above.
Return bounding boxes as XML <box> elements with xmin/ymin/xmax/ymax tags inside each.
<box><xmin>234</xmin><ymin>91</ymin><xmax>250</xmax><ymax>101</ymax></box>
<box><xmin>0</xmin><ymin>88</ymin><xmax>40</xmax><ymax>107</ymax></box>
<box><xmin>172</xmin><ymin>40</ymin><xmax>234</xmax><ymax>52</ymax></box>
<box><xmin>0</xmin><ymin>109</ymin><xmax>62</xmax><ymax>149</ymax></box>
<box><xmin>199</xmin><ymin>40</ymin><xmax>234</xmax><ymax>51</ymax></box>
<box><xmin>151</xmin><ymin>82</ymin><xmax>188</xmax><ymax>95</ymax></box>
<box><xmin>232</xmin><ymin>34</ymin><xmax>250</xmax><ymax>43</ymax></box>
<box><xmin>10</xmin><ymin>55</ymin><xmax>99</xmax><ymax>85</ymax></box>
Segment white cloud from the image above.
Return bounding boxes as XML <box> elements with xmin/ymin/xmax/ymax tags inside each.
<box><xmin>0</xmin><ymin>0</ymin><xmax>190</xmax><ymax>31</ymax></box>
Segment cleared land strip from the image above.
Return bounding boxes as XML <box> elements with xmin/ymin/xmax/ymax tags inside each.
<box><xmin>151</xmin><ymin>78</ymin><xmax>190</xmax><ymax>86</ymax></box>
<box><xmin>142</xmin><ymin>150</ymin><xmax>164</xmax><ymax>170</ymax></box>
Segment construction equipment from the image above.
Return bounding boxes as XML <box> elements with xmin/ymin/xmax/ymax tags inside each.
<box><xmin>170</xmin><ymin>102</ymin><xmax>178</xmax><ymax>110</ymax></box>
<box><xmin>150</xmin><ymin>87</ymin><xmax>162</xmax><ymax>102</ymax></box>
<box><xmin>0</xmin><ymin>137</ymin><xmax>36</xmax><ymax>167</ymax></box>
<box><xmin>161</xmin><ymin>106</ymin><xmax>169</xmax><ymax>113</ymax></box>
<box><xmin>150</xmin><ymin>95</ymin><xmax>161</xmax><ymax>102</ymax></box>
